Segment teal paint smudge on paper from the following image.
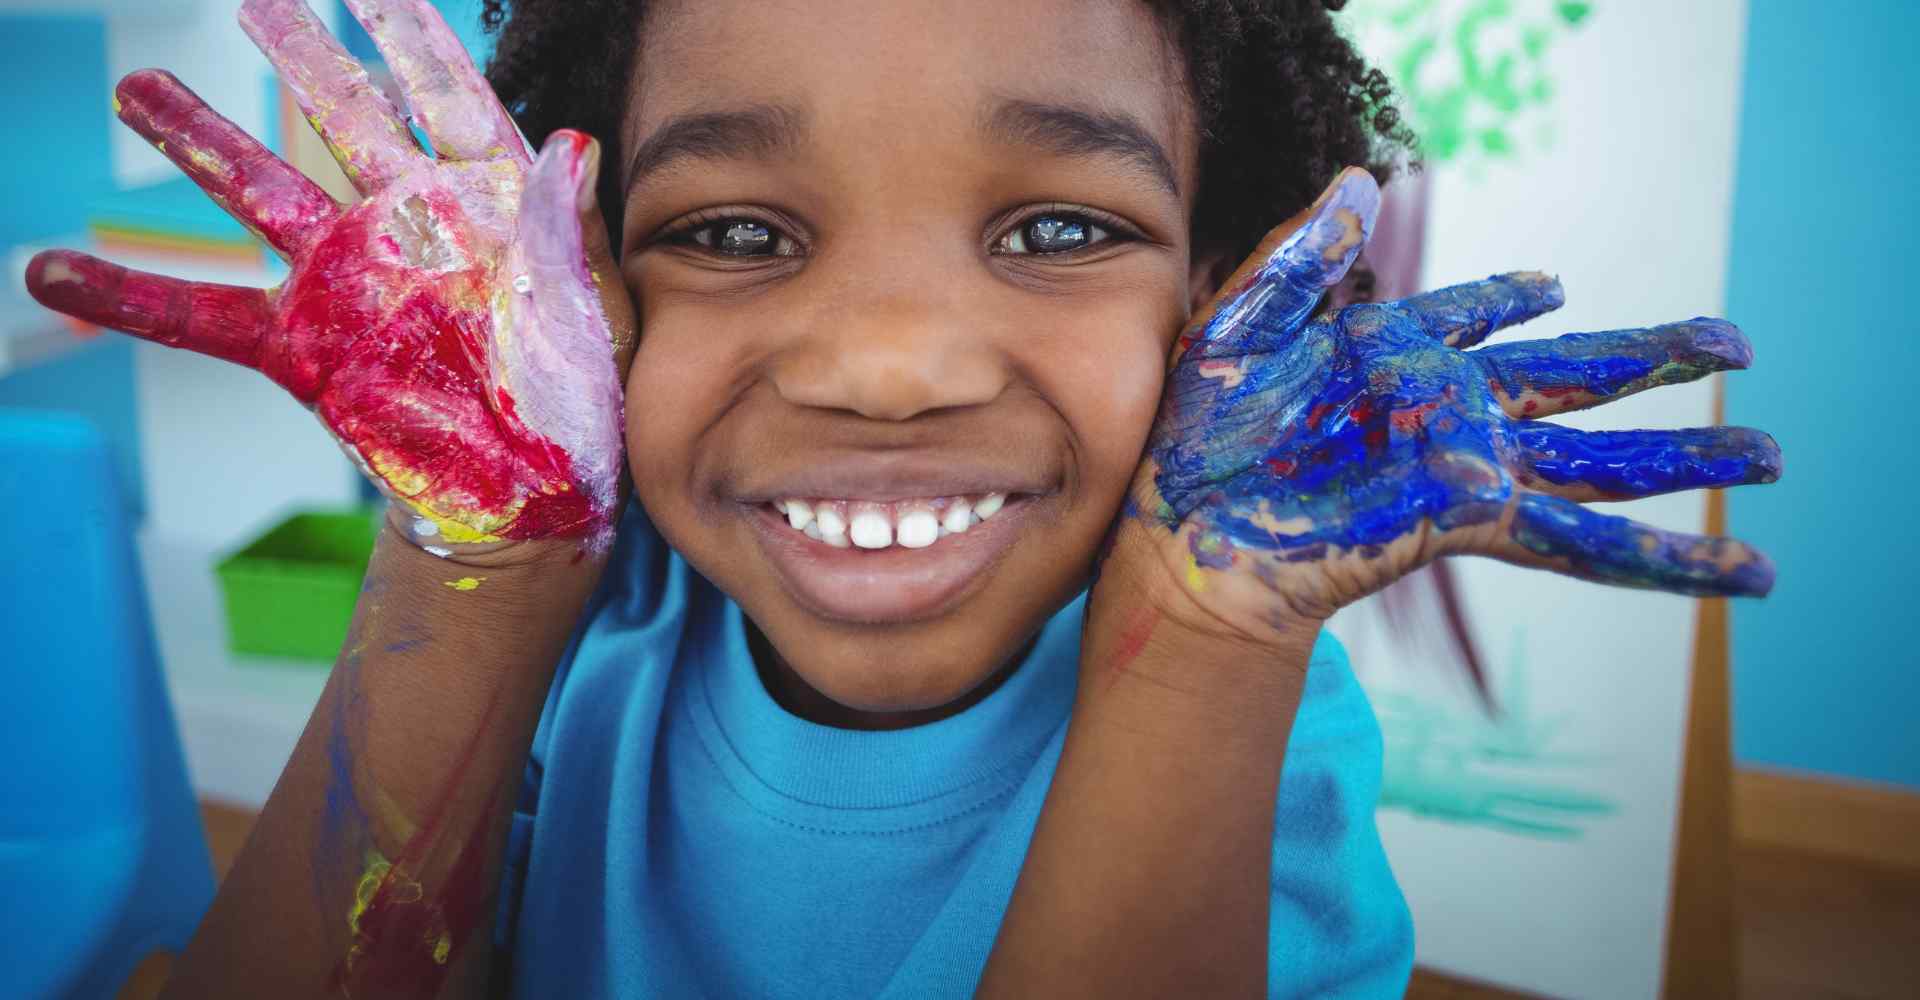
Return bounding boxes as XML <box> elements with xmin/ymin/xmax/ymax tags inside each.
<box><xmin>1376</xmin><ymin>634</ymin><xmax>1618</xmax><ymax>839</ymax></box>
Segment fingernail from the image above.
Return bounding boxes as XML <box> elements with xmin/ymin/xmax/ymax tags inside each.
<box><xmin>541</xmin><ymin>130</ymin><xmax>600</xmax><ymax>212</ymax></box>
<box><xmin>1733</xmin><ymin>546</ymin><xmax>1777</xmax><ymax>598</ymax></box>
<box><xmin>576</xmin><ymin>137</ymin><xmax>601</xmax><ymax>213</ymax></box>
<box><xmin>25</xmin><ymin>250</ymin><xmax>105</xmax><ymax>314</ymax></box>
<box><xmin>1750</xmin><ymin>430</ymin><xmax>1784</xmax><ymax>484</ymax></box>
<box><xmin>1272</xmin><ymin>168</ymin><xmax>1379</xmax><ymax>276</ymax></box>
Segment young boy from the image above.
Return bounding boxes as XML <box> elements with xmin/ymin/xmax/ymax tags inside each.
<box><xmin>25</xmin><ymin>0</ymin><xmax>1778</xmax><ymax>995</ymax></box>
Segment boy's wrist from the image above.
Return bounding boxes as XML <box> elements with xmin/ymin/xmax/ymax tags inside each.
<box><xmin>381</xmin><ymin>501</ymin><xmax>613</xmax><ymax>572</ymax></box>
<box><xmin>1081</xmin><ymin>521</ymin><xmax>1315</xmax><ymax>744</ymax></box>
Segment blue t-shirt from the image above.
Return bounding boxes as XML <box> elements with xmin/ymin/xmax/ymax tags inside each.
<box><xmin>495</xmin><ymin>508</ymin><xmax>1413</xmax><ymax>997</ymax></box>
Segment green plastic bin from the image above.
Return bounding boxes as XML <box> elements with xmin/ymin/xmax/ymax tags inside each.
<box><xmin>215</xmin><ymin>508</ymin><xmax>381</xmax><ymax>662</ymax></box>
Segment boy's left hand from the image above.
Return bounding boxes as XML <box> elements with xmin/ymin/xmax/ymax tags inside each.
<box><xmin>1105</xmin><ymin>167</ymin><xmax>1779</xmax><ymax>655</ymax></box>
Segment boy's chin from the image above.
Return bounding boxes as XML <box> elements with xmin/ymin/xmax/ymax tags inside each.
<box><xmin>788</xmin><ymin>646</ymin><xmax>1002</xmax><ymax>715</ymax></box>
<box><xmin>750</xmin><ymin>620</ymin><xmax>1037</xmax><ymax>727</ymax></box>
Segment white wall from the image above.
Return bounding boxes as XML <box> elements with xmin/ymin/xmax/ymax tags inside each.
<box><xmin>1331</xmin><ymin>0</ymin><xmax>1750</xmax><ymax>996</ymax></box>
<box><xmin>101</xmin><ymin>2</ymin><xmax>361</xmax><ymax>545</ymax></box>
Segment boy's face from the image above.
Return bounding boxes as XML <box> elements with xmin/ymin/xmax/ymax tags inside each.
<box><xmin>619</xmin><ymin>0</ymin><xmax>1203</xmax><ymax>724</ymax></box>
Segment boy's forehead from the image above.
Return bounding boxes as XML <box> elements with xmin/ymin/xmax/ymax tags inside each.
<box><xmin>625</xmin><ymin>0</ymin><xmax>1195</xmax><ymax>188</ymax></box>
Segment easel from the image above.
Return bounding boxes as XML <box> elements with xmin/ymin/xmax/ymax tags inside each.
<box><xmin>1661</xmin><ymin>381</ymin><xmax>1739</xmax><ymax>997</ymax></box>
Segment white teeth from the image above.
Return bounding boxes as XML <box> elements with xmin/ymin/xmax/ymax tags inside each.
<box><xmin>941</xmin><ymin>498</ymin><xmax>973</xmax><ymax>535</ymax></box>
<box><xmin>816</xmin><ymin>505</ymin><xmax>850</xmax><ymax>546</ymax></box>
<box><xmin>896</xmin><ymin>509</ymin><xmax>939</xmax><ymax>548</ymax></box>
<box><xmin>849</xmin><ymin>506</ymin><xmax>893</xmax><ymax>549</ymax></box>
<box><xmin>776</xmin><ymin>493</ymin><xmax>1014</xmax><ymax>549</ymax></box>
<box><xmin>783</xmin><ymin>499</ymin><xmax>813</xmax><ymax>531</ymax></box>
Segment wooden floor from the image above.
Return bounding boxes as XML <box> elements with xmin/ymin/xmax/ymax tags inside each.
<box><xmin>1733</xmin><ymin>845</ymin><xmax>1920</xmax><ymax>999</ymax></box>
<box><xmin>190</xmin><ymin>802</ymin><xmax>1920</xmax><ymax>998</ymax></box>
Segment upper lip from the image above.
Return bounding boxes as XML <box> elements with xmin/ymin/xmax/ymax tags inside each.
<box><xmin>730</xmin><ymin>451</ymin><xmax>1056</xmax><ymax>504</ymax></box>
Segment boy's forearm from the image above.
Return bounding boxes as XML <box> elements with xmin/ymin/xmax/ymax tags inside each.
<box><xmin>162</xmin><ymin>520</ymin><xmax>606</xmax><ymax>999</ymax></box>
<box><xmin>979</xmin><ymin>557</ymin><xmax>1313</xmax><ymax>998</ymax></box>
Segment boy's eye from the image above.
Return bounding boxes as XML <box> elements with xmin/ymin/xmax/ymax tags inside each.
<box><xmin>669</xmin><ymin>218</ymin><xmax>801</xmax><ymax>257</ymax></box>
<box><xmin>995</xmin><ymin>213</ymin><xmax>1111</xmax><ymax>255</ymax></box>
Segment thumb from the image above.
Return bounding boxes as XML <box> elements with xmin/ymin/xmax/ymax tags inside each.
<box><xmin>508</xmin><ymin>129</ymin><xmax>630</xmax><ymax>522</ymax></box>
<box><xmin>1177</xmin><ymin>166</ymin><xmax>1379</xmax><ymax>362</ymax></box>
<box><xmin>522</xmin><ymin>129</ymin><xmax>638</xmax><ymax>380</ymax></box>
<box><xmin>572</xmin><ymin>136</ymin><xmax>639</xmax><ymax>380</ymax></box>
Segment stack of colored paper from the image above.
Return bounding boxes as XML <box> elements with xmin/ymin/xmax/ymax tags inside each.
<box><xmin>87</xmin><ymin>177</ymin><xmax>268</xmax><ymax>270</ymax></box>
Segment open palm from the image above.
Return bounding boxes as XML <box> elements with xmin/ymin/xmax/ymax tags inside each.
<box><xmin>1134</xmin><ymin>169</ymin><xmax>1777</xmax><ymax>637</ymax></box>
<box><xmin>26</xmin><ymin>0</ymin><xmax>630</xmax><ymax>548</ymax></box>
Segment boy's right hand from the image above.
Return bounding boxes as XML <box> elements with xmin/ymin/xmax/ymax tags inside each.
<box><xmin>1108</xmin><ymin>167</ymin><xmax>1777</xmax><ymax>657</ymax></box>
<box><xmin>25</xmin><ymin>0</ymin><xmax>634</xmax><ymax>556</ymax></box>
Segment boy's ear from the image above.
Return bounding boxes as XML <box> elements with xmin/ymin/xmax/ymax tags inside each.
<box><xmin>1186</xmin><ymin>244</ymin><xmax>1240</xmax><ymax>317</ymax></box>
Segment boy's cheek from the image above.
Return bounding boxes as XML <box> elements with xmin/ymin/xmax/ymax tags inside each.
<box><xmin>1028</xmin><ymin>301</ymin><xmax>1179</xmax><ymax>473</ymax></box>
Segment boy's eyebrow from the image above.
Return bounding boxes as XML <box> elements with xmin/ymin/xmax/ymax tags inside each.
<box><xmin>982</xmin><ymin>99</ymin><xmax>1179</xmax><ymax>196</ymax></box>
<box><xmin>620</xmin><ymin>100</ymin><xmax>1177</xmax><ymax>197</ymax></box>
<box><xmin>624</xmin><ymin>103</ymin><xmax>808</xmax><ymax>190</ymax></box>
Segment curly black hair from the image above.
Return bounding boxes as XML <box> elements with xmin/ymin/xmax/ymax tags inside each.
<box><xmin>479</xmin><ymin>0</ymin><xmax>1415</xmax><ymax>265</ymax></box>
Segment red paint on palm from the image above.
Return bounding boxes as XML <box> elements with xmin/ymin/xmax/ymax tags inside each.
<box><xmin>260</xmin><ymin>191</ymin><xmax>594</xmax><ymax>539</ymax></box>
<box><xmin>23</xmin><ymin>8</ymin><xmax>622</xmax><ymax>544</ymax></box>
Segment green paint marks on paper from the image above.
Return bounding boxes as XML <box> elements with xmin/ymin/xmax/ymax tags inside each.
<box><xmin>1376</xmin><ymin>632</ymin><xmax>1619</xmax><ymax>839</ymax></box>
<box><xmin>1337</xmin><ymin>0</ymin><xmax>1594</xmax><ymax>166</ymax></box>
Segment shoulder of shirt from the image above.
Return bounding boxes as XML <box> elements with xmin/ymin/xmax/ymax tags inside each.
<box><xmin>1290</xmin><ymin>628</ymin><xmax>1381</xmax><ymax>751</ymax></box>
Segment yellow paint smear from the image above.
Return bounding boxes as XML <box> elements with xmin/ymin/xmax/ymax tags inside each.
<box><xmin>348</xmin><ymin>853</ymin><xmax>400</xmax><ymax>935</ymax></box>
<box><xmin>421</xmin><ymin>510</ymin><xmax>502</xmax><ymax>545</ymax></box>
<box><xmin>372</xmin><ymin>456</ymin><xmax>510</xmax><ymax>545</ymax></box>
<box><xmin>444</xmin><ymin>576</ymin><xmax>485</xmax><ymax>592</ymax></box>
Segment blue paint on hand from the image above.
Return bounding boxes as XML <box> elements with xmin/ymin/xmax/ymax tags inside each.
<box><xmin>1475</xmin><ymin>318</ymin><xmax>1754</xmax><ymax>417</ymax></box>
<box><xmin>1510</xmin><ymin>493</ymin><xmax>1775</xmax><ymax>597</ymax></box>
<box><xmin>1144</xmin><ymin>168</ymin><xmax>1777</xmax><ymax>607</ymax></box>
<box><xmin>1397</xmin><ymin>270</ymin><xmax>1566</xmax><ymax>348</ymax></box>
<box><xmin>1513</xmin><ymin>423</ymin><xmax>1781</xmax><ymax>500</ymax></box>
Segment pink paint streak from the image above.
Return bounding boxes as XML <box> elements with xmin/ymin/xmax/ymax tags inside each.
<box><xmin>1104</xmin><ymin>606</ymin><xmax>1162</xmax><ymax>693</ymax></box>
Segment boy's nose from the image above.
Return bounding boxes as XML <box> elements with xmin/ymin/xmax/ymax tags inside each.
<box><xmin>770</xmin><ymin>293</ymin><xmax>1011</xmax><ymax>422</ymax></box>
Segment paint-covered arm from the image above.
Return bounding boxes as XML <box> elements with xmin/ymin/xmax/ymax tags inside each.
<box><xmin>987</xmin><ymin>168</ymin><xmax>1783</xmax><ymax>993</ymax></box>
<box><xmin>978</xmin><ymin>545</ymin><xmax>1313</xmax><ymax>997</ymax></box>
<box><xmin>16</xmin><ymin>2</ymin><xmax>638</xmax><ymax>995</ymax></box>
<box><xmin>160</xmin><ymin>527</ymin><xmax>604</xmax><ymax>998</ymax></box>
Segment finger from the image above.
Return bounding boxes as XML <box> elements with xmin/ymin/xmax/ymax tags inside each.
<box><xmin>341</xmin><ymin>0</ymin><xmax>528</xmax><ymax>163</ymax></box>
<box><xmin>1509</xmin><ymin>423</ymin><xmax>1782</xmax><ymax>502</ymax></box>
<box><xmin>569</xmin><ymin>153</ymin><xmax>637</xmax><ymax>381</ymax></box>
<box><xmin>1178</xmin><ymin>167</ymin><xmax>1379</xmax><ymax>360</ymax></box>
<box><xmin>26</xmin><ymin>251</ymin><xmax>271</xmax><ymax>369</ymax></box>
<box><xmin>1476</xmin><ymin>492</ymin><xmax>1774</xmax><ymax>597</ymax></box>
<box><xmin>1401</xmin><ymin>271</ymin><xmax>1565</xmax><ymax>349</ymax></box>
<box><xmin>114</xmin><ymin>69</ymin><xmax>340</xmax><ymax>259</ymax></box>
<box><xmin>1476</xmin><ymin>318</ymin><xmax>1752</xmax><ymax>419</ymax></box>
<box><xmin>238</xmin><ymin>0</ymin><xmax>422</xmax><ymax>192</ymax></box>
<box><xmin>499</xmin><ymin>131</ymin><xmax>625</xmax><ymax>516</ymax></box>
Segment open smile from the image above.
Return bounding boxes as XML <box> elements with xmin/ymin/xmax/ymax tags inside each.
<box><xmin>771</xmin><ymin>493</ymin><xmax>1010</xmax><ymax>549</ymax></box>
<box><xmin>744</xmin><ymin>492</ymin><xmax>1038</xmax><ymax>625</ymax></box>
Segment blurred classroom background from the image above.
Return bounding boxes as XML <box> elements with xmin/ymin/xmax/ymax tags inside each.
<box><xmin>0</xmin><ymin>1</ymin><xmax>1914</xmax><ymax>998</ymax></box>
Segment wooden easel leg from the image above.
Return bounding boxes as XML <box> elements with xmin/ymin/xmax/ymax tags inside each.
<box><xmin>1662</xmin><ymin>381</ymin><xmax>1739</xmax><ymax>998</ymax></box>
